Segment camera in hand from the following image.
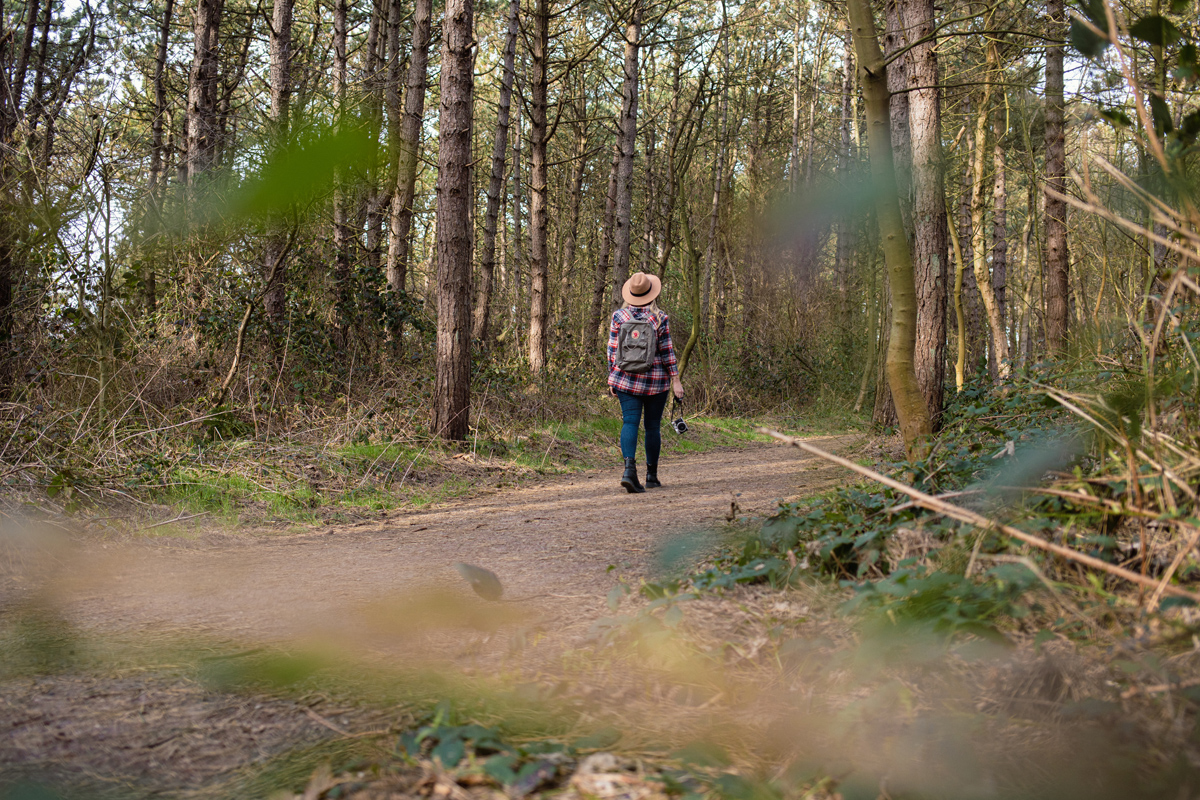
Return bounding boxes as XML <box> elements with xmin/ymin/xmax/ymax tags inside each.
<box><xmin>672</xmin><ymin>416</ymin><xmax>688</xmax><ymax>434</ymax></box>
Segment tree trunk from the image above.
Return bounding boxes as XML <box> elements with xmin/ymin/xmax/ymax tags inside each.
<box><xmin>366</xmin><ymin>0</ymin><xmax>382</xmax><ymax>101</ymax></box>
<box><xmin>703</xmin><ymin>35</ymin><xmax>729</xmax><ymax>335</ymax></box>
<box><xmin>386</xmin><ymin>0</ymin><xmax>432</xmax><ymax>296</ymax></box>
<box><xmin>186</xmin><ymin>0</ymin><xmax>225</xmax><ymax>186</ymax></box>
<box><xmin>333</xmin><ymin>0</ymin><xmax>353</xmax><ymax>344</ymax></box>
<box><xmin>848</xmin><ymin>0</ymin><xmax>932</xmax><ymax>458</ymax></box>
<box><xmin>471</xmin><ymin>0</ymin><xmax>518</xmax><ymax>343</ymax></box>
<box><xmin>611</xmin><ymin>0</ymin><xmax>641</xmax><ymax>307</ymax></box>
<box><xmin>432</xmin><ymin>0</ymin><xmax>474</xmax><ymax>441</ymax></box>
<box><xmin>263</xmin><ymin>0</ymin><xmax>294</xmax><ymax>326</ymax></box>
<box><xmin>968</xmin><ymin>68</ymin><xmax>1009</xmax><ymax>381</ymax></box>
<box><xmin>855</xmin><ymin>251</ymin><xmax>880</xmax><ymax>412</ymax></box>
<box><xmin>510</xmin><ymin>91</ymin><xmax>525</xmax><ymax>339</ymax></box>
<box><xmin>872</xmin><ymin>280</ymin><xmax>897</xmax><ymax>427</ymax></box>
<box><xmin>587</xmin><ymin>146</ymin><xmax>619</xmax><ymax>353</ymax></box>
<box><xmin>640</xmin><ymin>93</ymin><xmax>655</xmax><ymax>277</ymax></box>
<box><xmin>899</xmin><ymin>0</ymin><xmax>947</xmax><ymax>427</ymax></box>
<box><xmin>790</xmin><ymin>11</ymin><xmax>801</xmax><ymax>194</ymax></box>
<box><xmin>959</xmin><ymin>105</ymin><xmax>984</xmax><ymax>376</ymax></box>
<box><xmin>527</xmin><ymin>0</ymin><xmax>550</xmax><ymax>374</ymax></box>
<box><xmin>883</xmin><ymin>0</ymin><xmax>911</xmax><ymax>236</ymax></box>
<box><xmin>145</xmin><ymin>0</ymin><xmax>176</xmax><ymax>316</ymax></box>
<box><xmin>555</xmin><ymin>126</ymin><xmax>587</xmax><ymax>337</ymax></box>
<box><xmin>948</xmin><ymin>200</ymin><xmax>967</xmax><ymax>390</ymax></box>
<box><xmin>29</xmin><ymin>0</ymin><xmax>53</xmax><ymax>133</ymax></box>
<box><xmin>834</xmin><ymin>31</ymin><xmax>855</xmax><ymax>294</ymax></box>
<box><xmin>216</xmin><ymin>21</ymin><xmax>252</xmax><ymax>166</ymax></box>
<box><xmin>677</xmin><ymin>183</ymin><xmax>702</xmax><ymax>376</ymax></box>
<box><xmin>9</xmin><ymin>0</ymin><xmax>41</xmax><ymax>128</ymax></box>
<box><xmin>1018</xmin><ymin>188</ymin><xmax>1035</xmax><ymax>367</ymax></box>
<box><xmin>385</xmin><ymin>0</ymin><xmax>402</xmax><ymax>129</ymax></box>
<box><xmin>992</xmin><ymin>102</ymin><xmax>1009</xmax><ymax>372</ymax></box>
<box><xmin>1043</xmin><ymin>0</ymin><xmax>1069</xmax><ymax>352</ymax></box>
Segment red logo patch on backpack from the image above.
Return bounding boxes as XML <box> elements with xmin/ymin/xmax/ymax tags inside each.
<box><xmin>631</xmin><ymin>331</ymin><xmax>640</xmax><ymax>339</ymax></box>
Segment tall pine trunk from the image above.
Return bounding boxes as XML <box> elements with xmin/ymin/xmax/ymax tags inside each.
<box><xmin>587</xmin><ymin>147</ymin><xmax>619</xmax><ymax>353</ymax></box>
<box><xmin>527</xmin><ymin>0</ymin><xmax>550</xmax><ymax>374</ymax></box>
<box><xmin>144</xmin><ymin>0</ymin><xmax>176</xmax><ymax>316</ymax></box>
<box><xmin>432</xmin><ymin>0</ymin><xmax>474</xmax><ymax>440</ymax></box>
<box><xmin>884</xmin><ymin>0</ymin><xmax>911</xmax><ymax>236</ymax></box>
<box><xmin>471</xmin><ymin>0</ymin><xmax>518</xmax><ymax>343</ymax></box>
<box><xmin>960</xmin><ymin>97</ymin><xmax>985</xmax><ymax>376</ymax></box>
<box><xmin>968</xmin><ymin>62</ymin><xmax>1009</xmax><ymax>380</ymax></box>
<box><xmin>834</xmin><ymin>31</ymin><xmax>855</xmax><ymax>293</ymax></box>
<box><xmin>555</xmin><ymin>126</ymin><xmax>587</xmax><ymax>338</ymax></box>
<box><xmin>899</xmin><ymin>0</ymin><xmax>948</xmax><ymax>426</ymax></box>
<box><xmin>186</xmin><ymin>0</ymin><xmax>224</xmax><ymax>187</ymax></box>
<box><xmin>333</xmin><ymin>0</ymin><xmax>353</xmax><ymax>344</ymax></box>
<box><xmin>386</xmin><ymin>0</ymin><xmax>433</xmax><ymax>296</ymax></box>
<box><xmin>263</xmin><ymin>0</ymin><xmax>293</xmax><ymax>326</ymax></box>
<box><xmin>993</xmin><ymin>103</ymin><xmax>1009</xmax><ymax>370</ymax></box>
<box><xmin>1043</xmin><ymin>0</ymin><xmax>1069</xmax><ymax>351</ymax></box>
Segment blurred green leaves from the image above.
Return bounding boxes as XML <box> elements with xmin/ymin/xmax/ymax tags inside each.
<box><xmin>231</xmin><ymin>118</ymin><xmax>382</xmax><ymax>223</ymax></box>
<box><xmin>197</xmin><ymin>647</ymin><xmax>325</xmax><ymax>691</ymax></box>
<box><xmin>1129</xmin><ymin>14</ymin><xmax>1183</xmax><ymax>48</ymax></box>
<box><xmin>1070</xmin><ymin>0</ymin><xmax>1111</xmax><ymax>59</ymax></box>
<box><xmin>179</xmin><ymin>116</ymin><xmax>382</xmax><ymax>232</ymax></box>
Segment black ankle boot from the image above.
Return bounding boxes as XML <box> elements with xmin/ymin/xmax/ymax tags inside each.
<box><xmin>644</xmin><ymin>463</ymin><xmax>662</xmax><ymax>489</ymax></box>
<box><xmin>621</xmin><ymin>458</ymin><xmax>645</xmax><ymax>493</ymax></box>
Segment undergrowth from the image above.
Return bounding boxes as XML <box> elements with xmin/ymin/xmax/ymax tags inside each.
<box><xmin>0</xmin><ymin>379</ymin><xmax>782</xmax><ymax>529</ymax></box>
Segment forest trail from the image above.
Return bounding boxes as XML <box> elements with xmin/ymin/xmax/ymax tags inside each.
<box><xmin>3</xmin><ymin>437</ymin><xmax>870</xmax><ymax>794</ymax></box>
<box><xmin>23</xmin><ymin>436</ymin><xmax>861</xmax><ymax>663</ymax></box>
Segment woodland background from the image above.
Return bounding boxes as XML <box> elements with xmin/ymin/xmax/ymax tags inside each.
<box><xmin>5</xmin><ymin>0</ymin><xmax>1200</xmax><ymax>794</ymax></box>
<box><xmin>0</xmin><ymin>0</ymin><xmax>1195</xmax><ymax>495</ymax></box>
<box><xmin>0</xmin><ymin>0</ymin><xmax>1193</xmax><ymax>436</ymax></box>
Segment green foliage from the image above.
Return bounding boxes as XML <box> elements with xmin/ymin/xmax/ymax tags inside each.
<box><xmin>1070</xmin><ymin>0</ymin><xmax>1111</xmax><ymax>60</ymax></box>
<box><xmin>221</xmin><ymin>117</ymin><xmax>383</xmax><ymax>225</ymax></box>
<box><xmin>195</xmin><ymin>648</ymin><xmax>327</xmax><ymax>691</ymax></box>
<box><xmin>842</xmin><ymin>562</ymin><xmax>1041</xmax><ymax>642</ymax></box>
<box><xmin>678</xmin><ymin>374</ymin><xmax>1089</xmax><ymax>644</ymax></box>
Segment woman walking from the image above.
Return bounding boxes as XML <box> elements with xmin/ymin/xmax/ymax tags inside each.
<box><xmin>607</xmin><ymin>271</ymin><xmax>684</xmax><ymax>493</ymax></box>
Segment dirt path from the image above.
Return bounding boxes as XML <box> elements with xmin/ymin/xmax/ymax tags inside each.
<box><xmin>22</xmin><ymin>437</ymin><xmax>858</xmax><ymax>663</ymax></box>
<box><xmin>2</xmin><ymin>437</ymin><xmax>859</xmax><ymax>794</ymax></box>
<box><xmin>3</xmin><ymin>436</ymin><xmax>1169</xmax><ymax>800</ymax></box>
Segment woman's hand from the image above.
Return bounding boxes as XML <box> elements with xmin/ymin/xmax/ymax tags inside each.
<box><xmin>609</xmin><ymin>386</ymin><xmax>617</xmax><ymax>397</ymax></box>
<box><xmin>671</xmin><ymin>377</ymin><xmax>684</xmax><ymax>399</ymax></box>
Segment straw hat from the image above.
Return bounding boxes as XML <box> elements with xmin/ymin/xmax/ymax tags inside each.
<box><xmin>621</xmin><ymin>271</ymin><xmax>662</xmax><ymax>307</ymax></box>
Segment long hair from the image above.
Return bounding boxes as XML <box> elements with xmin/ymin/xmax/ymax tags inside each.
<box><xmin>622</xmin><ymin>300</ymin><xmax>664</xmax><ymax>325</ymax></box>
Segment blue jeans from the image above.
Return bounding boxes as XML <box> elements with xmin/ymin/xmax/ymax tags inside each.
<box><xmin>615</xmin><ymin>390</ymin><xmax>669</xmax><ymax>463</ymax></box>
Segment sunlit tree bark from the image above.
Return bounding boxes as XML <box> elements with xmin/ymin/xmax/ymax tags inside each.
<box><xmin>848</xmin><ymin>0</ymin><xmax>932</xmax><ymax>458</ymax></box>
<box><xmin>899</xmin><ymin>0</ymin><xmax>947</xmax><ymax>424</ymax></box>
<box><xmin>186</xmin><ymin>0</ymin><xmax>224</xmax><ymax>186</ymax></box>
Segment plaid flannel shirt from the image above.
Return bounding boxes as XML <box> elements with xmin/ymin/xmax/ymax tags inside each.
<box><xmin>607</xmin><ymin>307</ymin><xmax>678</xmax><ymax>396</ymax></box>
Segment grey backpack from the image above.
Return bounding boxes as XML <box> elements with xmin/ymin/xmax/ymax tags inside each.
<box><xmin>616</xmin><ymin>315</ymin><xmax>658</xmax><ymax>374</ymax></box>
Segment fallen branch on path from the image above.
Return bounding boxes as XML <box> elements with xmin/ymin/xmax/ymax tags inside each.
<box><xmin>759</xmin><ymin>428</ymin><xmax>1200</xmax><ymax>604</ymax></box>
<box><xmin>136</xmin><ymin>511</ymin><xmax>211</xmax><ymax>531</ymax></box>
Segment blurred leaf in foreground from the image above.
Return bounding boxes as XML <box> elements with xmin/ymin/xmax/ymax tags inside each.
<box><xmin>231</xmin><ymin>118</ymin><xmax>381</xmax><ymax>222</ymax></box>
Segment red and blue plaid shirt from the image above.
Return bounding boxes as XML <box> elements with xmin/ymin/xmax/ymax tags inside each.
<box><xmin>607</xmin><ymin>307</ymin><xmax>679</xmax><ymax>395</ymax></box>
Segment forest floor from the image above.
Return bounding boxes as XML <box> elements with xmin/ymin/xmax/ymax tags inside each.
<box><xmin>0</xmin><ymin>435</ymin><xmax>872</xmax><ymax>799</ymax></box>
